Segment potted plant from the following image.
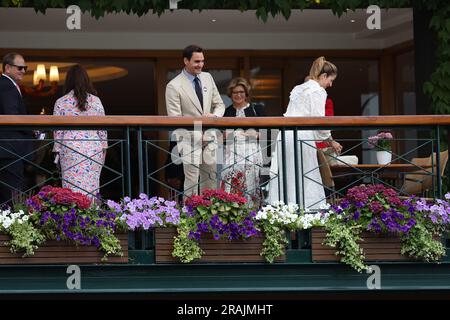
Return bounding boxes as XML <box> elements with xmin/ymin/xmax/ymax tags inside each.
<box><xmin>256</xmin><ymin>201</ymin><xmax>329</xmax><ymax>263</ymax></box>
<box><xmin>168</xmin><ymin>189</ymin><xmax>261</xmax><ymax>263</ymax></box>
<box><xmin>368</xmin><ymin>131</ymin><xmax>393</xmax><ymax>164</ymax></box>
<box><xmin>0</xmin><ymin>208</ymin><xmax>45</xmax><ymax>258</ymax></box>
<box><xmin>23</xmin><ymin>185</ymin><xmax>126</xmax><ymax>262</ymax></box>
<box><xmin>313</xmin><ymin>184</ymin><xmax>448</xmax><ymax>272</ymax></box>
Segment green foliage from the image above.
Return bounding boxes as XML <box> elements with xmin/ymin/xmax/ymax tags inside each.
<box><xmin>97</xmin><ymin>230</ymin><xmax>124</xmax><ymax>261</ymax></box>
<box><xmin>401</xmin><ymin>221</ymin><xmax>446</xmax><ymax>261</ymax></box>
<box><xmin>0</xmin><ymin>208</ymin><xmax>46</xmax><ymax>256</ymax></box>
<box><xmin>172</xmin><ymin>222</ymin><xmax>203</xmax><ymax>263</ymax></box>
<box><xmin>4</xmin><ymin>220</ymin><xmax>45</xmax><ymax>256</ymax></box>
<box><xmin>422</xmin><ymin>3</ymin><xmax>450</xmax><ymax>115</ymax></box>
<box><xmin>323</xmin><ymin>184</ymin><xmax>450</xmax><ymax>272</ymax></box>
<box><xmin>171</xmin><ymin>190</ymin><xmax>257</xmax><ymax>263</ymax></box>
<box><xmin>0</xmin><ymin>1</ymin><xmax>435</xmax><ymax>20</ymax></box>
<box><xmin>26</xmin><ymin>185</ymin><xmax>125</xmax><ymax>259</ymax></box>
<box><xmin>257</xmin><ymin>202</ymin><xmax>329</xmax><ymax>262</ymax></box>
<box><xmin>324</xmin><ymin>223</ymin><xmax>367</xmax><ymax>272</ymax></box>
<box><xmin>260</xmin><ymin>223</ymin><xmax>287</xmax><ymax>263</ymax></box>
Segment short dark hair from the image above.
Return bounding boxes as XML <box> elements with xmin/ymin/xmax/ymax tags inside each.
<box><xmin>2</xmin><ymin>52</ymin><xmax>22</xmax><ymax>71</ymax></box>
<box><xmin>182</xmin><ymin>45</ymin><xmax>203</xmax><ymax>60</ymax></box>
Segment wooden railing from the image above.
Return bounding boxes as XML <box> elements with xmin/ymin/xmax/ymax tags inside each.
<box><xmin>0</xmin><ymin>114</ymin><xmax>450</xmax><ymax>127</ymax></box>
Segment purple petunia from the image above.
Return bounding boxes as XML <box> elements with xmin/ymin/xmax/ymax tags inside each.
<box><xmin>181</xmin><ymin>190</ymin><xmax>259</xmax><ymax>242</ymax></box>
<box><xmin>107</xmin><ymin>195</ymin><xmax>181</xmax><ymax>231</ymax></box>
<box><xmin>332</xmin><ymin>184</ymin><xmax>422</xmax><ymax>235</ymax></box>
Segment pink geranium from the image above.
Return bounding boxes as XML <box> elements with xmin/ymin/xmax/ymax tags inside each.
<box><xmin>368</xmin><ymin>131</ymin><xmax>393</xmax><ymax>150</ymax></box>
<box><xmin>29</xmin><ymin>186</ymin><xmax>92</xmax><ymax>211</ymax></box>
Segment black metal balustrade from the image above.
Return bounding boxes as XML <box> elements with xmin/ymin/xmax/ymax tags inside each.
<box><xmin>0</xmin><ymin>115</ymin><xmax>448</xmax><ymax>262</ymax></box>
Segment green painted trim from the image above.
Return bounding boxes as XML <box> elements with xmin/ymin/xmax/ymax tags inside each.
<box><xmin>128</xmin><ymin>250</ymin><xmax>155</xmax><ymax>264</ymax></box>
<box><xmin>443</xmin><ymin>248</ymin><xmax>450</xmax><ymax>262</ymax></box>
<box><xmin>128</xmin><ymin>248</ymin><xmax>314</xmax><ymax>264</ymax></box>
<box><xmin>285</xmin><ymin>249</ymin><xmax>312</xmax><ymax>263</ymax></box>
<box><xmin>1</xmin><ymin>262</ymin><xmax>450</xmax><ymax>295</ymax></box>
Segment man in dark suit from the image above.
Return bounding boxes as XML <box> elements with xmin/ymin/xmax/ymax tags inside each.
<box><xmin>0</xmin><ymin>52</ymin><xmax>33</xmax><ymax>206</ymax></box>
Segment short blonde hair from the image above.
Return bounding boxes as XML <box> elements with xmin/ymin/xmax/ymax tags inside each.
<box><xmin>227</xmin><ymin>77</ymin><xmax>251</xmax><ymax>100</ymax></box>
<box><xmin>309</xmin><ymin>56</ymin><xmax>338</xmax><ymax>80</ymax></box>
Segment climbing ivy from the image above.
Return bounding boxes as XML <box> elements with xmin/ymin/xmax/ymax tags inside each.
<box><xmin>1</xmin><ymin>0</ymin><xmax>450</xmax><ymax>114</ymax></box>
<box><xmin>423</xmin><ymin>2</ymin><xmax>450</xmax><ymax>115</ymax></box>
<box><xmin>0</xmin><ymin>0</ymin><xmax>431</xmax><ymax>19</ymax></box>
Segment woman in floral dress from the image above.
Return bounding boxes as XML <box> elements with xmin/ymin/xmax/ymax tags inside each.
<box><xmin>221</xmin><ymin>77</ymin><xmax>264</xmax><ymax>208</ymax></box>
<box><xmin>53</xmin><ymin>65</ymin><xmax>107</xmax><ymax>198</ymax></box>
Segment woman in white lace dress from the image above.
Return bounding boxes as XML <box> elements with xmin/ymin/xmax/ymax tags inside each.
<box><xmin>268</xmin><ymin>57</ymin><xmax>342</xmax><ymax>209</ymax></box>
<box><xmin>221</xmin><ymin>77</ymin><xmax>264</xmax><ymax>208</ymax></box>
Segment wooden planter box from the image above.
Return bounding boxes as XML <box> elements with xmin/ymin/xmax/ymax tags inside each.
<box><xmin>311</xmin><ymin>227</ymin><xmax>410</xmax><ymax>262</ymax></box>
<box><xmin>155</xmin><ymin>227</ymin><xmax>285</xmax><ymax>263</ymax></box>
<box><xmin>0</xmin><ymin>233</ymin><xmax>128</xmax><ymax>264</ymax></box>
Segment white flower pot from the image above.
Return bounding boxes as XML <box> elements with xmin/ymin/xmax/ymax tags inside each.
<box><xmin>376</xmin><ymin>151</ymin><xmax>392</xmax><ymax>165</ymax></box>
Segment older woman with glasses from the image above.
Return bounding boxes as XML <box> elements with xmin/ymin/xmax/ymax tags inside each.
<box><xmin>221</xmin><ymin>77</ymin><xmax>264</xmax><ymax>208</ymax></box>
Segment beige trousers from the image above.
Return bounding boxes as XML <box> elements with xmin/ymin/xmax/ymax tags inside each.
<box><xmin>177</xmin><ymin>131</ymin><xmax>218</xmax><ymax>197</ymax></box>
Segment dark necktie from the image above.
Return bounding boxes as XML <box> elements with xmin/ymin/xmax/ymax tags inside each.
<box><xmin>194</xmin><ymin>77</ymin><xmax>203</xmax><ymax>109</ymax></box>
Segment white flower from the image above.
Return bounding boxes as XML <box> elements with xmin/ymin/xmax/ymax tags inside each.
<box><xmin>2</xmin><ymin>218</ymin><xmax>12</xmax><ymax>229</ymax></box>
<box><xmin>258</xmin><ymin>202</ymin><xmax>303</xmax><ymax>226</ymax></box>
<box><xmin>0</xmin><ymin>209</ymin><xmax>31</xmax><ymax>230</ymax></box>
<box><xmin>296</xmin><ymin>211</ymin><xmax>329</xmax><ymax>229</ymax></box>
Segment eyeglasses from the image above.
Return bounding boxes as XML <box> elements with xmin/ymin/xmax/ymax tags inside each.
<box><xmin>8</xmin><ymin>64</ymin><xmax>28</xmax><ymax>72</ymax></box>
<box><xmin>232</xmin><ymin>90</ymin><xmax>246</xmax><ymax>95</ymax></box>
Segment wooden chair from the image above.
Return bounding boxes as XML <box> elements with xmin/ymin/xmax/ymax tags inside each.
<box><xmin>317</xmin><ymin>150</ymin><xmax>366</xmax><ymax>203</ymax></box>
<box><xmin>401</xmin><ymin>150</ymin><xmax>448</xmax><ymax>197</ymax></box>
<box><xmin>317</xmin><ymin>150</ymin><xmax>336</xmax><ymax>203</ymax></box>
<box><xmin>317</xmin><ymin>150</ymin><xmax>335</xmax><ymax>190</ymax></box>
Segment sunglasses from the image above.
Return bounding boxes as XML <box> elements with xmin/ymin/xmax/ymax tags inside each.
<box><xmin>9</xmin><ymin>64</ymin><xmax>28</xmax><ymax>72</ymax></box>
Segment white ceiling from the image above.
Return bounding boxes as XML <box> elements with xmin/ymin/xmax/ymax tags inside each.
<box><xmin>0</xmin><ymin>8</ymin><xmax>413</xmax><ymax>49</ymax></box>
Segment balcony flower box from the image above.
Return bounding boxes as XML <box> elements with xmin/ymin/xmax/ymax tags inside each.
<box><xmin>168</xmin><ymin>190</ymin><xmax>293</xmax><ymax>264</ymax></box>
<box><xmin>0</xmin><ymin>186</ymin><xmax>127</xmax><ymax>264</ymax></box>
<box><xmin>311</xmin><ymin>227</ymin><xmax>409</xmax><ymax>262</ymax></box>
<box><xmin>155</xmin><ymin>227</ymin><xmax>283</xmax><ymax>263</ymax></box>
<box><xmin>0</xmin><ymin>233</ymin><xmax>128</xmax><ymax>264</ymax></box>
<box><xmin>317</xmin><ymin>184</ymin><xmax>448</xmax><ymax>272</ymax></box>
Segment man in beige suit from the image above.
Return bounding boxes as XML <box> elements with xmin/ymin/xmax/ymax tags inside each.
<box><xmin>166</xmin><ymin>45</ymin><xmax>225</xmax><ymax>197</ymax></box>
